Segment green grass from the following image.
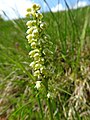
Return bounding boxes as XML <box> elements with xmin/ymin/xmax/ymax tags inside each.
<box><xmin>0</xmin><ymin>5</ymin><xmax>90</xmax><ymax>120</ymax></box>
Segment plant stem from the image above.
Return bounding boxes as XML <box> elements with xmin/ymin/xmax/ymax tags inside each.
<box><xmin>43</xmin><ymin>80</ymin><xmax>54</xmax><ymax>120</ymax></box>
<box><xmin>48</xmin><ymin>98</ymin><xmax>54</xmax><ymax>120</ymax></box>
<box><xmin>37</xmin><ymin>93</ymin><xmax>44</xmax><ymax>119</ymax></box>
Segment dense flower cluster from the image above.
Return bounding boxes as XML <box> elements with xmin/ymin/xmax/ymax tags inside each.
<box><xmin>26</xmin><ymin>4</ymin><xmax>51</xmax><ymax>78</ymax></box>
<box><xmin>26</xmin><ymin>4</ymin><xmax>53</xmax><ymax>86</ymax></box>
<box><xmin>26</xmin><ymin>4</ymin><xmax>45</xmax><ymax>79</ymax></box>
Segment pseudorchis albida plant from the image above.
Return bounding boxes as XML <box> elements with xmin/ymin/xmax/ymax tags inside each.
<box><xmin>26</xmin><ymin>3</ymin><xmax>53</xmax><ymax>90</ymax></box>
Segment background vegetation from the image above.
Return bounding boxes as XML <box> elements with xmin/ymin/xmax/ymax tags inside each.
<box><xmin>0</xmin><ymin>1</ymin><xmax>90</xmax><ymax>120</ymax></box>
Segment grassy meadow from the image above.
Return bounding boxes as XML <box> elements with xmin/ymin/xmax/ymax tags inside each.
<box><xmin>0</xmin><ymin>4</ymin><xmax>90</xmax><ymax>120</ymax></box>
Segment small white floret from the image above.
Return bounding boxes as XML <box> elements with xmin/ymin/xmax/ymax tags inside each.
<box><xmin>34</xmin><ymin>70</ymin><xmax>40</xmax><ymax>77</ymax></box>
<box><xmin>31</xmin><ymin>42</ymin><xmax>36</xmax><ymax>48</ymax></box>
<box><xmin>35</xmin><ymin>81</ymin><xmax>41</xmax><ymax>89</ymax></box>
<box><xmin>47</xmin><ymin>93</ymin><xmax>50</xmax><ymax>98</ymax></box>
<box><xmin>29</xmin><ymin>62</ymin><xmax>35</xmax><ymax>68</ymax></box>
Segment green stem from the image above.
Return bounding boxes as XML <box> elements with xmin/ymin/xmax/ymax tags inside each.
<box><xmin>37</xmin><ymin>93</ymin><xmax>44</xmax><ymax>119</ymax></box>
<box><xmin>43</xmin><ymin>80</ymin><xmax>54</xmax><ymax>120</ymax></box>
<box><xmin>48</xmin><ymin>98</ymin><xmax>54</xmax><ymax>120</ymax></box>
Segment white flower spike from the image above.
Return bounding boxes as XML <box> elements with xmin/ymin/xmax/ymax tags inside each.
<box><xmin>26</xmin><ymin>3</ymin><xmax>53</xmax><ymax>81</ymax></box>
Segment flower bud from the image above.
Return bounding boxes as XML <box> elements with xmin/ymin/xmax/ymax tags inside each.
<box><xmin>29</xmin><ymin>61</ymin><xmax>35</xmax><ymax>68</ymax></box>
<box><xmin>31</xmin><ymin>42</ymin><xmax>36</xmax><ymax>48</ymax></box>
<box><xmin>32</xmin><ymin>29</ymin><xmax>39</xmax><ymax>37</ymax></box>
<box><xmin>35</xmin><ymin>13</ymin><xmax>43</xmax><ymax>19</ymax></box>
<box><xmin>40</xmin><ymin>22</ymin><xmax>47</xmax><ymax>29</ymax></box>
<box><xmin>32</xmin><ymin>4</ymin><xmax>41</xmax><ymax>11</ymax></box>
<box><xmin>26</xmin><ymin>34</ymin><xmax>33</xmax><ymax>40</ymax></box>
<box><xmin>26</xmin><ymin>12</ymin><xmax>31</xmax><ymax>17</ymax></box>
<box><xmin>34</xmin><ymin>70</ymin><xmax>40</xmax><ymax>77</ymax></box>
<box><xmin>26</xmin><ymin>28</ymin><xmax>33</xmax><ymax>34</ymax></box>
<box><xmin>29</xmin><ymin>49</ymin><xmax>39</xmax><ymax>56</ymax></box>
<box><xmin>35</xmin><ymin>63</ymin><xmax>42</xmax><ymax>70</ymax></box>
<box><xmin>26</xmin><ymin>20</ymin><xmax>36</xmax><ymax>27</ymax></box>
<box><xmin>40</xmin><ymin>66</ymin><xmax>46</xmax><ymax>74</ymax></box>
<box><xmin>27</xmin><ymin>8</ymin><xmax>32</xmax><ymax>12</ymax></box>
<box><xmin>34</xmin><ymin>53</ymin><xmax>41</xmax><ymax>59</ymax></box>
